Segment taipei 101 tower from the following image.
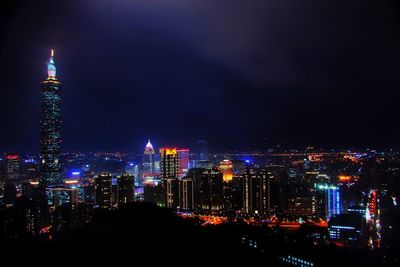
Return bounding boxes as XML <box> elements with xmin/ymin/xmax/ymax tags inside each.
<box><xmin>40</xmin><ymin>50</ymin><xmax>62</xmax><ymax>186</ymax></box>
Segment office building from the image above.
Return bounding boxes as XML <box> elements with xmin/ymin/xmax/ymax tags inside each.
<box><xmin>177</xmin><ymin>148</ymin><xmax>189</xmax><ymax>178</ymax></box>
<box><xmin>40</xmin><ymin>50</ymin><xmax>62</xmax><ymax>186</ymax></box>
<box><xmin>163</xmin><ymin>178</ymin><xmax>179</xmax><ymax>209</ymax></box>
<box><xmin>315</xmin><ymin>183</ymin><xmax>342</xmax><ymax>220</ymax></box>
<box><xmin>144</xmin><ymin>180</ymin><xmax>164</xmax><ymax>206</ymax></box>
<box><xmin>143</xmin><ymin>139</ymin><xmax>155</xmax><ymax>178</ymax></box>
<box><xmin>160</xmin><ymin>148</ymin><xmax>179</xmax><ymax>179</ymax></box>
<box><xmin>189</xmin><ymin>168</ymin><xmax>223</xmax><ymax>211</ymax></box>
<box><xmin>94</xmin><ymin>173</ymin><xmax>112</xmax><ymax>209</ymax></box>
<box><xmin>5</xmin><ymin>153</ymin><xmax>20</xmax><ymax>180</ymax></box>
<box><xmin>179</xmin><ymin>178</ymin><xmax>194</xmax><ymax>210</ymax></box>
<box><xmin>242</xmin><ymin>167</ymin><xmax>269</xmax><ymax>216</ymax></box>
<box><xmin>219</xmin><ymin>159</ymin><xmax>233</xmax><ymax>182</ymax></box>
<box><xmin>117</xmin><ymin>174</ymin><xmax>134</xmax><ymax>205</ymax></box>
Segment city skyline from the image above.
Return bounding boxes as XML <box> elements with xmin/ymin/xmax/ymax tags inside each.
<box><xmin>1</xmin><ymin>1</ymin><xmax>400</xmax><ymax>265</ymax></box>
<box><xmin>1</xmin><ymin>0</ymin><xmax>400</xmax><ymax>152</ymax></box>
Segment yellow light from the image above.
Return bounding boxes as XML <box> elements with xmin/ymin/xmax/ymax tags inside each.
<box><xmin>223</xmin><ymin>172</ymin><xmax>233</xmax><ymax>182</ymax></box>
<box><xmin>338</xmin><ymin>175</ymin><xmax>351</xmax><ymax>182</ymax></box>
<box><xmin>51</xmin><ymin>49</ymin><xmax>54</xmax><ymax>57</ymax></box>
<box><xmin>219</xmin><ymin>160</ymin><xmax>233</xmax><ymax>181</ymax></box>
<box><xmin>160</xmin><ymin>148</ymin><xmax>177</xmax><ymax>155</ymax></box>
<box><xmin>65</xmin><ymin>179</ymin><xmax>79</xmax><ymax>184</ymax></box>
<box><xmin>30</xmin><ymin>181</ymin><xmax>39</xmax><ymax>185</ymax></box>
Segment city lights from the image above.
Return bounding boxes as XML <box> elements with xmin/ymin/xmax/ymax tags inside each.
<box><xmin>1</xmin><ymin>4</ymin><xmax>399</xmax><ymax>264</ymax></box>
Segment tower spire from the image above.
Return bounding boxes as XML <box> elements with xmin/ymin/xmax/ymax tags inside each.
<box><xmin>47</xmin><ymin>49</ymin><xmax>56</xmax><ymax>78</ymax></box>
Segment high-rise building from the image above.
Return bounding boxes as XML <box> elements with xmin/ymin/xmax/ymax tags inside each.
<box><xmin>117</xmin><ymin>174</ymin><xmax>134</xmax><ymax>205</ymax></box>
<box><xmin>197</xmin><ymin>140</ymin><xmax>208</xmax><ymax>161</ymax></box>
<box><xmin>23</xmin><ymin>159</ymin><xmax>39</xmax><ymax>181</ymax></box>
<box><xmin>267</xmin><ymin>165</ymin><xmax>287</xmax><ymax>216</ymax></box>
<box><xmin>286</xmin><ymin>183</ymin><xmax>318</xmax><ymax>218</ymax></box>
<box><xmin>94</xmin><ymin>174</ymin><xmax>112</xmax><ymax>209</ymax></box>
<box><xmin>144</xmin><ymin>180</ymin><xmax>164</xmax><ymax>206</ymax></box>
<box><xmin>125</xmin><ymin>163</ymin><xmax>139</xmax><ymax>183</ymax></box>
<box><xmin>179</xmin><ymin>178</ymin><xmax>194</xmax><ymax>210</ymax></box>
<box><xmin>242</xmin><ymin>167</ymin><xmax>269</xmax><ymax>216</ymax></box>
<box><xmin>160</xmin><ymin>148</ymin><xmax>179</xmax><ymax>179</ymax></box>
<box><xmin>219</xmin><ymin>159</ymin><xmax>233</xmax><ymax>182</ymax></box>
<box><xmin>163</xmin><ymin>178</ymin><xmax>179</xmax><ymax>209</ymax></box>
<box><xmin>223</xmin><ymin>176</ymin><xmax>244</xmax><ymax>213</ymax></box>
<box><xmin>40</xmin><ymin>50</ymin><xmax>62</xmax><ymax>186</ymax></box>
<box><xmin>143</xmin><ymin>139</ymin><xmax>155</xmax><ymax>178</ymax></box>
<box><xmin>5</xmin><ymin>153</ymin><xmax>20</xmax><ymax>180</ymax></box>
<box><xmin>315</xmin><ymin>183</ymin><xmax>342</xmax><ymax>220</ymax></box>
<box><xmin>189</xmin><ymin>168</ymin><xmax>223</xmax><ymax>211</ymax></box>
<box><xmin>176</xmin><ymin>148</ymin><xmax>189</xmax><ymax>178</ymax></box>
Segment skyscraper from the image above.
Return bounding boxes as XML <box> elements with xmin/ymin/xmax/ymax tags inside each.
<box><xmin>242</xmin><ymin>167</ymin><xmax>269</xmax><ymax>216</ymax></box>
<box><xmin>5</xmin><ymin>153</ymin><xmax>20</xmax><ymax>180</ymax></box>
<box><xmin>160</xmin><ymin>148</ymin><xmax>179</xmax><ymax>180</ymax></box>
<box><xmin>143</xmin><ymin>139</ymin><xmax>155</xmax><ymax>178</ymax></box>
<box><xmin>188</xmin><ymin>168</ymin><xmax>224</xmax><ymax>212</ymax></box>
<box><xmin>94</xmin><ymin>173</ymin><xmax>112</xmax><ymax>209</ymax></box>
<box><xmin>117</xmin><ymin>174</ymin><xmax>134</xmax><ymax>205</ymax></box>
<box><xmin>219</xmin><ymin>159</ymin><xmax>233</xmax><ymax>182</ymax></box>
<box><xmin>163</xmin><ymin>178</ymin><xmax>179</xmax><ymax>209</ymax></box>
<box><xmin>179</xmin><ymin>178</ymin><xmax>194</xmax><ymax>210</ymax></box>
<box><xmin>315</xmin><ymin>183</ymin><xmax>342</xmax><ymax>220</ymax></box>
<box><xmin>40</xmin><ymin>50</ymin><xmax>62</xmax><ymax>186</ymax></box>
<box><xmin>176</xmin><ymin>148</ymin><xmax>189</xmax><ymax>178</ymax></box>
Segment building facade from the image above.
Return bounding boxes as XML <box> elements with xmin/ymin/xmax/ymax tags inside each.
<box><xmin>40</xmin><ymin>50</ymin><xmax>62</xmax><ymax>186</ymax></box>
<box><xmin>143</xmin><ymin>139</ymin><xmax>155</xmax><ymax>178</ymax></box>
<box><xmin>94</xmin><ymin>174</ymin><xmax>112</xmax><ymax>209</ymax></box>
<box><xmin>117</xmin><ymin>174</ymin><xmax>134</xmax><ymax>205</ymax></box>
<box><xmin>160</xmin><ymin>148</ymin><xmax>179</xmax><ymax>180</ymax></box>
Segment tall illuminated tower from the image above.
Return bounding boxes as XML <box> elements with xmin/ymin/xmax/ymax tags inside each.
<box><xmin>143</xmin><ymin>139</ymin><xmax>155</xmax><ymax>177</ymax></box>
<box><xmin>40</xmin><ymin>49</ymin><xmax>62</xmax><ymax>186</ymax></box>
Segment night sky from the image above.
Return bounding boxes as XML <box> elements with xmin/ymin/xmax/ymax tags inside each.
<box><xmin>1</xmin><ymin>0</ymin><xmax>400</xmax><ymax>153</ymax></box>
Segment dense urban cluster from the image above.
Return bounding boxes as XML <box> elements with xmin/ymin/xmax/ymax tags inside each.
<box><xmin>0</xmin><ymin>51</ymin><xmax>399</xmax><ymax>265</ymax></box>
<box><xmin>1</xmin><ymin>146</ymin><xmax>400</xmax><ymax>264</ymax></box>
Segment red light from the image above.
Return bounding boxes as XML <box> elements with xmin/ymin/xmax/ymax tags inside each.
<box><xmin>39</xmin><ymin>225</ymin><xmax>52</xmax><ymax>234</ymax></box>
<box><xmin>6</xmin><ymin>155</ymin><xmax>19</xmax><ymax>160</ymax></box>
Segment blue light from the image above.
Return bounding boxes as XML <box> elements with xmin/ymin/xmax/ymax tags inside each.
<box><xmin>72</xmin><ymin>171</ymin><xmax>80</xmax><ymax>175</ymax></box>
<box><xmin>245</xmin><ymin>160</ymin><xmax>250</xmax><ymax>163</ymax></box>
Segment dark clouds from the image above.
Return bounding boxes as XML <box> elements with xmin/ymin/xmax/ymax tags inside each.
<box><xmin>1</xmin><ymin>0</ymin><xmax>400</xmax><ymax>152</ymax></box>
